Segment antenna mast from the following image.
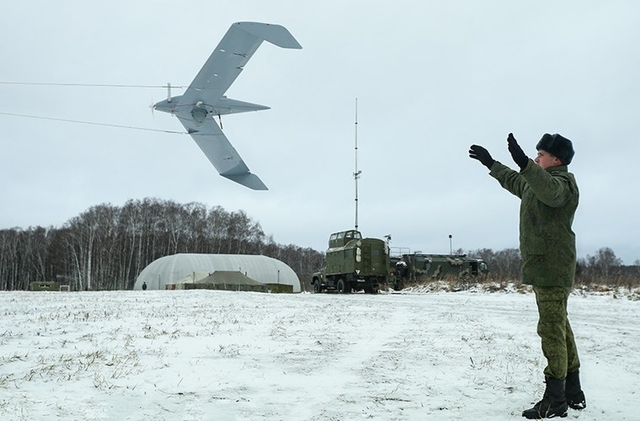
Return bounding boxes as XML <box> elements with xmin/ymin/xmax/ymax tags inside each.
<box><xmin>354</xmin><ymin>98</ymin><xmax>361</xmax><ymax>231</ymax></box>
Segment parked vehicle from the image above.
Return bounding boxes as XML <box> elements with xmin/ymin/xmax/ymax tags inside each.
<box><xmin>311</xmin><ymin>230</ymin><xmax>389</xmax><ymax>294</ymax></box>
<box><xmin>390</xmin><ymin>253</ymin><xmax>489</xmax><ymax>290</ymax></box>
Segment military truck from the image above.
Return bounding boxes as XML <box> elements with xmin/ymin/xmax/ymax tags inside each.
<box><xmin>312</xmin><ymin>230</ymin><xmax>389</xmax><ymax>294</ymax></box>
<box><xmin>390</xmin><ymin>253</ymin><xmax>489</xmax><ymax>290</ymax></box>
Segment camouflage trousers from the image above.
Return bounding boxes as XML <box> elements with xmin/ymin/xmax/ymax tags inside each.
<box><xmin>533</xmin><ymin>286</ymin><xmax>581</xmax><ymax>380</ymax></box>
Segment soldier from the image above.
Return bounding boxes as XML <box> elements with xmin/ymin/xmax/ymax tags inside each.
<box><xmin>469</xmin><ymin>133</ymin><xmax>586</xmax><ymax>419</ymax></box>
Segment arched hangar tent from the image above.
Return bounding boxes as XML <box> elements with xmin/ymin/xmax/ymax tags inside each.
<box><xmin>134</xmin><ymin>253</ymin><xmax>301</xmax><ymax>292</ymax></box>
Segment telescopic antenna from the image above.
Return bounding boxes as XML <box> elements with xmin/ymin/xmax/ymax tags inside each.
<box><xmin>354</xmin><ymin>98</ymin><xmax>361</xmax><ymax>231</ymax></box>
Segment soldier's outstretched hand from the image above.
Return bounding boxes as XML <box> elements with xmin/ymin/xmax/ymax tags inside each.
<box><xmin>469</xmin><ymin>145</ymin><xmax>494</xmax><ymax>169</ymax></box>
<box><xmin>507</xmin><ymin>133</ymin><xmax>529</xmax><ymax>170</ymax></box>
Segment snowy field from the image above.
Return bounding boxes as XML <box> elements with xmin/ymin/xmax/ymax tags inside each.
<box><xmin>1</xmin><ymin>288</ymin><xmax>638</xmax><ymax>421</ymax></box>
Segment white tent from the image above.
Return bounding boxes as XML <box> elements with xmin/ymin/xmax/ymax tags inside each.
<box><xmin>134</xmin><ymin>253</ymin><xmax>301</xmax><ymax>292</ymax></box>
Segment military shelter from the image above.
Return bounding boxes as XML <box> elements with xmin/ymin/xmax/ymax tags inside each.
<box><xmin>30</xmin><ymin>281</ymin><xmax>60</xmax><ymax>291</ymax></box>
<box><xmin>134</xmin><ymin>253</ymin><xmax>301</xmax><ymax>292</ymax></box>
<box><xmin>167</xmin><ymin>270</ymin><xmax>268</xmax><ymax>292</ymax></box>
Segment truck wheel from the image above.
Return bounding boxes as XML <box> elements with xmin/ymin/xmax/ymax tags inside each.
<box><xmin>313</xmin><ymin>281</ymin><xmax>322</xmax><ymax>293</ymax></box>
<box><xmin>364</xmin><ymin>285</ymin><xmax>378</xmax><ymax>294</ymax></box>
<box><xmin>337</xmin><ymin>279</ymin><xmax>349</xmax><ymax>294</ymax></box>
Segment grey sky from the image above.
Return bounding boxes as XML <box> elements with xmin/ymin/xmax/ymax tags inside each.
<box><xmin>2</xmin><ymin>1</ymin><xmax>639</xmax><ymax>263</ymax></box>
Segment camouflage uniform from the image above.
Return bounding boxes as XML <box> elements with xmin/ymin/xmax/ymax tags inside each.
<box><xmin>490</xmin><ymin>159</ymin><xmax>580</xmax><ymax>379</ymax></box>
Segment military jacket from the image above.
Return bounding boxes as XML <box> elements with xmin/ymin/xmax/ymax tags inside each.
<box><xmin>490</xmin><ymin>160</ymin><xmax>579</xmax><ymax>286</ymax></box>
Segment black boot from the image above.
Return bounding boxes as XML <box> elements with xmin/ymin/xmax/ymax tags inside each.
<box><xmin>522</xmin><ymin>377</ymin><xmax>568</xmax><ymax>419</ymax></box>
<box><xmin>565</xmin><ymin>370</ymin><xmax>586</xmax><ymax>410</ymax></box>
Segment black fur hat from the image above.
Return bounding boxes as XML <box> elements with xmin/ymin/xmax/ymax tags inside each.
<box><xmin>536</xmin><ymin>133</ymin><xmax>575</xmax><ymax>165</ymax></box>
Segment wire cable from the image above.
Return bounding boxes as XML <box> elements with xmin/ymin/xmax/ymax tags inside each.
<box><xmin>0</xmin><ymin>81</ymin><xmax>186</xmax><ymax>89</ymax></box>
<box><xmin>0</xmin><ymin>111</ymin><xmax>187</xmax><ymax>134</ymax></box>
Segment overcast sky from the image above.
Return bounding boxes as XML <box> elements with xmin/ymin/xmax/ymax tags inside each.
<box><xmin>2</xmin><ymin>1</ymin><xmax>639</xmax><ymax>264</ymax></box>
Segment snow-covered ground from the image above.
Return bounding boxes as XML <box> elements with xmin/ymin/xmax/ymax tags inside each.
<box><xmin>1</xmin><ymin>288</ymin><xmax>638</xmax><ymax>420</ymax></box>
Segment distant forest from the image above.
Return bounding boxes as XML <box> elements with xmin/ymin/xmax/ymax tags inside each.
<box><xmin>1</xmin><ymin>198</ymin><xmax>638</xmax><ymax>291</ymax></box>
<box><xmin>0</xmin><ymin>198</ymin><xmax>324</xmax><ymax>291</ymax></box>
<box><xmin>458</xmin><ymin>246</ymin><xmax>640</xmax><ymax>288</ymax></box>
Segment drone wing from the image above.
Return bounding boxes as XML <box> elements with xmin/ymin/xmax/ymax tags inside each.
<box><xmin>177</xmin><ymin>22</ymin><xmax>302</xmax><ymax>108</ymax></box>
<box><xmin>177</xmin><ymin>115</ymin><xmax>268</xmax><ymax>190</ymax></box>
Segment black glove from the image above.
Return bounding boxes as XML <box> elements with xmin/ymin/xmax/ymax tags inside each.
<box><xmin>469</xmin><ymin>145</ymin><xmax>494</xmax><ymax>169</ymax></box>
<box><xmin>507</xmin><ymin>133</ymin><xmax>528</xmax><ymax>170</ymax></box>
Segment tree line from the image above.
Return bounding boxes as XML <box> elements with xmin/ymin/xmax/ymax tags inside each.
<box><xmin>1</xmin><ymin>198</ymin><xmax>637</xmax><ymax>291</ymax></box>
<box><xmin>0</xmin><ymin>198</ymin><xmax>324</xmax><ymax>291</ymax></box>
<box><xmin>468</xmin><ymin>246</ymin><xmax>639</xmax><ymax>288</ymax></box>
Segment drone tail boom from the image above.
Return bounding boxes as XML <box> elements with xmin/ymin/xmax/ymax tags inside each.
<box><xmin>211</xmin><ymin>97</ymin><xmax>270</xmax><ymax>116</ymax></box>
